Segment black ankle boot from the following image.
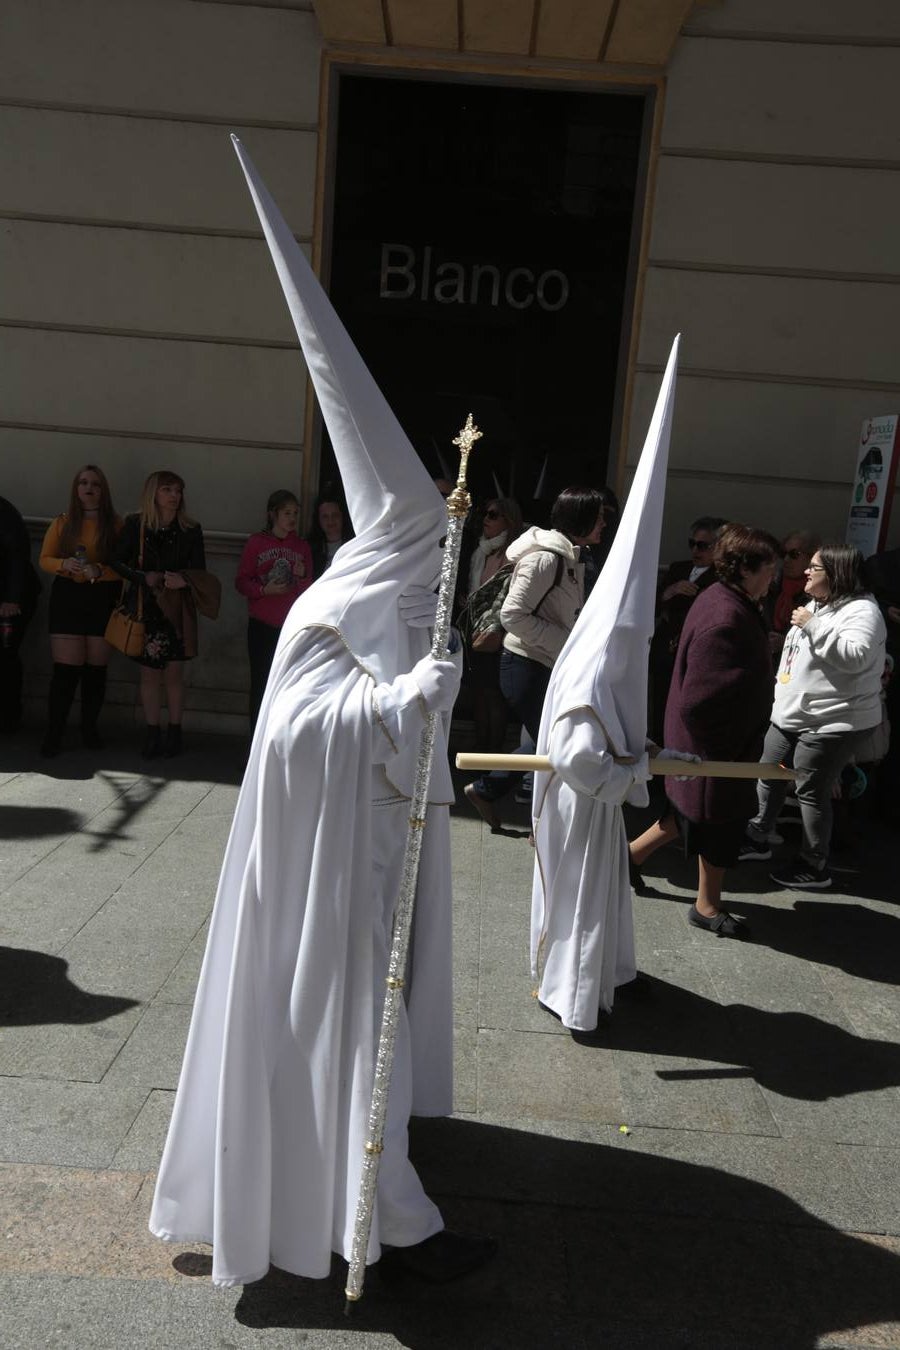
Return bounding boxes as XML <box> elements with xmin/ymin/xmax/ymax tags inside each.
<box><xmin>80</xmin><ymin>664</ymin><xmax>107</xmax><ymax>749</ymax></box>
<box><xmin>141</xmin><ymin>725</ymin><xmax>163</xmax><ymax>759</ymax></box>
<box><xmin>164</xmin><ymin>724</ymin><xmax>182</xmax><ymax>758</ymax></box>
<box><xmin>41</xmin><ymin>663</ymin><xmax>82</xmax><ymax>757</ymax></box>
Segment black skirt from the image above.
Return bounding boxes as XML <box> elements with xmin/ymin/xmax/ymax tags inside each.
<box><xmin>47</xmin><ymin>576</ymin><xmax>120</xmax><ymax>637</ymax></box>
<box><xmin>667</xmin><ymin>808</ymin><xmax>747</xmax><ymax>870</ymax></box>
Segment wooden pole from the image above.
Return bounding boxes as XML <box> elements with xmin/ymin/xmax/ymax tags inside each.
<box><xmin>455</xmin><ymin>753</ymin><xmax>797</xmax><ymax>781</ymax></box>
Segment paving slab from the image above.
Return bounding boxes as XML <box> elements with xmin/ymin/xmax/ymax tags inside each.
<box><xmin>0</xmin><ymin>1000</ymin><xmax>143</xmax><ymax>1082</ymax></box>
<box><xmin>475</xmin><ymin>1026</ymin><xmax>625</xmax><ymax>1124</ymax></box>
<box><xmin>111</xmin><ymin>1089</ymin><xmax>176</xmax><ymax>1172</ymax></box>
<box><xmin>1</xmin><ymin>745</ymin><xmax>899</xmax><ymax>1349</ymax></box>
<box><xmin>0</xmin><ymin>1079</ymin><xmax>148</xmax><ymax>1168</ymax></box>
<box><xmin>102</xmin><ymin>1003</ymin><xmax>193</xmax><ymax>1092</ymax></box>
<box><xmin>153</xmin><ymin>918</ymin><xmax>210</xmax><ymax>1006</ymax></box>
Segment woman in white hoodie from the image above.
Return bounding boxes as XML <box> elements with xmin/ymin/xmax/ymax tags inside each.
<box><xmin>465</xmin><ymin>487</ymin><xmax>604</xmax><ymax>827</ymax></box>
<box><xmin>741</xmin><ymin>543</ymin><xmax>886</xmax><ymax>889</ymax></box>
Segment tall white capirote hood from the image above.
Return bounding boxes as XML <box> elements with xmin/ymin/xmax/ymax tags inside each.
<box><xmin>231</xmin><ymin>136</ymin><xmax>446</xmax><ymax>687</ymax></box>
<box><xmin>537</xmin><ymin>335</ymin><xmax>680</xmax><ymax>762</ymax></box>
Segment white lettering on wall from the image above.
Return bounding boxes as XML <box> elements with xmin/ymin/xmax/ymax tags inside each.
<box><xmin>379</xmin><ymin>244</ymin><xmax>570</xmax><ymax>312</ymax></box>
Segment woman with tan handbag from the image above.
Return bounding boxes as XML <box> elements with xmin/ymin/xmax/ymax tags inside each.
<box><xmin>38</xmin><ymin>464</ymin><xmax>122</xmax><ymax>756</ymax></box>
<box><xmin>112</xmin><ymin>470</ymin><xmax>218</xmax><ymax>759</ymax></box>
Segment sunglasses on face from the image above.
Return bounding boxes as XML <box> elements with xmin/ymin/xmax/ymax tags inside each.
<box><xmin>483</xmin><ymin>509</ymin><xmax>502</xmax><ymax>521</ymax></box>
<box><xmin>688</xmin><ymin>538</ymin><xmax>711</xmax><ymax>550</ymax></box>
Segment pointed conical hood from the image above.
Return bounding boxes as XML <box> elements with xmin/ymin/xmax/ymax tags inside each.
<box><xmin>537</xmin><ymin>335</ymin><xmax>680</xmax><ymax>763</ymax></box>
<box><xmin>231</xmin><ymin>136</ymin><xmax>446</xmax><ymax>691</ymax></box>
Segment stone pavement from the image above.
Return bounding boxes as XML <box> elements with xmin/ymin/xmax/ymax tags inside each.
<box><xmin>1</xmin><ymin>729</ymin><xmax>899</xmax><ymax>1349</ymax></box>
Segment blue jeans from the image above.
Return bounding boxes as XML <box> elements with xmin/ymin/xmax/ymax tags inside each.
<box><xmin>472</xmin><ymin>651</ymin><xmax>550</xmax><ymax>802</ymax></box>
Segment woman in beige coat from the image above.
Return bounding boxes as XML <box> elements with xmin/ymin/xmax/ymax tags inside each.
<box><xmin>466</xmin><ymin>487</ymin><xmax>605</xmax><ymax>828</ymax></box>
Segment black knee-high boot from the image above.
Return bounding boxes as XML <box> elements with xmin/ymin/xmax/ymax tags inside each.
<box><xmin>41</xmin><ymin>663</ymin><xmax>82</xmax><ymax>757</ymax></box>
<box><xmin>80</xmin><ymin>665</ymin><xmax>107</xmax><ymax>748</ymax></box>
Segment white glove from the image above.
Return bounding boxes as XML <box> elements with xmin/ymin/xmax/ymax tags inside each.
<box><xmin>409</xmin><ymin>653</ymin><xmax>461</xmax><ymax>715</ymax></box>
<box><xmin>655</xmin><ymin>747</ymin><xmax>701</xmax><ymax>782</ymax></box>
<box><xmin>399</xmin><ymin>586</ymin><xmax>438</xmax><ymax>629</ymax></box>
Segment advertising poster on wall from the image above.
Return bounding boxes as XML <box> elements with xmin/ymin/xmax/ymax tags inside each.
<box><xmin>846</xmin><ymin>414</ymin><xmax>900</xmax><ymax>557</ymax></box>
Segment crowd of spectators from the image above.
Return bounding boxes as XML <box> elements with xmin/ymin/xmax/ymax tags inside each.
<box><xmin>454</xmin><ymin>499</ymin><xmax>894</xmax><ymax>924</ymax></box>
<box><xmin>2</xmin><ymin>470</ymin><xmax>896</xmax><ymax>885</ymax></box>
<box><xmin>0</xmin><ymin>471</ymin><xmax>357</xmax><ymax>758</ymax></box>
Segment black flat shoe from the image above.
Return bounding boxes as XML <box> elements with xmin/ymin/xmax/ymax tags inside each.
<box><xmin>141</xmin><ymin>727</ymin><xmax>163</xmax><ymax>759</ymax></box>
<box><xmin>164</xmin><ymin>724</ymin><xmax>183</xmax><ymax>758</ymax></box>
<box><xmin>628</xmin><ymin>857</ymin><xmax>647</xmax><ymax>895</ymax></box>
<box><xmin>570</xmin><ymin>1011</ymin><xmax>611</xmax><ymax>1046</ymax></box>
<box><xmin>615</xmin><ymin>971</ymin><xmax>652</xmax><ymax>1002</ymax></box>
<box><xmin>687</xmin><ymin>906</ymin><xmax>750</xmax><ymax>939</ymax></box>
<box><xmin>464</xmin><ymin>783</ymin><xmax>502</xmax><ymax>832</ymax></box>
<box><xmin>379</xmin><ymin>1230</ymin><xmax>498</xmax><ymax>1284</ymax></box>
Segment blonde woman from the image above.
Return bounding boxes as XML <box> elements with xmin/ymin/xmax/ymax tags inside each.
<box><xmin>113</xmin><ymin>471</ymin><xmax>213</xmax><ymax>759</ymax></box>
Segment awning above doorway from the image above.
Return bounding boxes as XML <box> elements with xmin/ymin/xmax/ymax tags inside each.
<box><xmin>311</xmin><ymin>0</ymin><xmax>702</xmax><ymax>68</ymax></box>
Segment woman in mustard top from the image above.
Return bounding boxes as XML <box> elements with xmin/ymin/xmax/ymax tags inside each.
<box><xmin>39</xmin><ymin>464</ymin><xmax>121</xmax><ymax>755</ymax></box>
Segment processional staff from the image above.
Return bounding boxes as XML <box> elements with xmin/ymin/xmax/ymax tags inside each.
<box><xmin>456</xmin><ymin>753</ymin><xmax>798</xmax><ymax>780</ymax></box>
<box><xmin>344</xmin><ymin>414</ymin><xmax>482</xmax><ymax>1312</ymax></box>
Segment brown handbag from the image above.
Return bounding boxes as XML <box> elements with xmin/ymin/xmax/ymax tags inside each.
<box><xmin>105</xmin><ymin>524</ymin><xmax>146</xmax><ymax>657</ymax></box>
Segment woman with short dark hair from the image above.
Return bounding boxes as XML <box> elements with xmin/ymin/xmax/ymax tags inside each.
<box><xmin>742</xmin><ymin>542</ymin><xmax>886</xmax><ymax>889</ymax></box>
<box><xmin>630</xmin><ymin>523</ymin><xmax>782</xmax><ymax>938</ymax></box>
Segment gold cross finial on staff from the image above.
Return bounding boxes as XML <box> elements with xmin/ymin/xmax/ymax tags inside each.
<box><xmin>446</xmin><ymin>413</ymin><xmax>482</xmax><ymax>519</ymax></box>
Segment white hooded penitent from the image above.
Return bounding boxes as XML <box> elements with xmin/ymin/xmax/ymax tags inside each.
<box><xmin>530</xmin><ymin>337</ymin><xmax>680</xmax><ymax>1031</ymax></box>
<box><xmin>149</xmin><ymin>139</ymin><xmax>458</xmax><ymax>1284</ymax></box>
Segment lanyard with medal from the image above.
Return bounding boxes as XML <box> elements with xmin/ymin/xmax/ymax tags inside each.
<box><xmin>779</xmin><ymin>601</ymin><xmax>814</xmax><ymax>683</ymax></box>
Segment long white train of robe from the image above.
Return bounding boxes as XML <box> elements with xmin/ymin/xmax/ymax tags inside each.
<box><xmin>149</xmin><ymin>627</ymin><xmax>454</xmax><ymax>1285</ymax></box>
<box><xmin>531</xmin><ymin>709</ymin><xmax>650</xmax><ymax>1033</ymax></box>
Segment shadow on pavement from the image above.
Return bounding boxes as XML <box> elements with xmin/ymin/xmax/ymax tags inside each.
<box><xmin>736</xmin><ymin>897</ymin><xmax>900</xmax><ymax>986</ymax></box>
<box><xmin>230</xmin><ymin>1117</ymin><xmax>900</xmax><ymax>1349</ymax></box>
<box><xmin>0</xmin><ymin>730</ymin><xmax>247</xmax><ymax>787</ymax></box>
<box><xmin>0</xmin><ymin>804</ymin><xmax>83</xmax><ymax>837</ymax></box>
<box><xmin>0</xmin><ymin>946</ymin><xmax>138</xmax><ymax>1026</ymax></box>
<box><xmin>599</xmin><ymin>973</ymin><xmax>900</xmax><ymax>1102</ymax></box>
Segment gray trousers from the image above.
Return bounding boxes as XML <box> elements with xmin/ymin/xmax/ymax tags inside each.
<box><xmin>748</xmin><ymin>722</ymin><xmax>868</xmax><ymax>870</ymax></box>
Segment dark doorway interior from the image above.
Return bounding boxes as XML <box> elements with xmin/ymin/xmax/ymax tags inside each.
<box><xmin>324</xmin><ymin>72</ymin><xmax>649</xmax><ymax>520</ymax></box>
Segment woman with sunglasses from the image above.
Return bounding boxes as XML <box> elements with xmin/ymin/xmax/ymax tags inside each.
<box><xmin>648</xmin><ymin>516</ymin><xmax>725</xmax><ymax>743</ymax></box>
<box><xmin>741</xmin><ymin>544</ymin><xmax>886</xmax><ymax>890</ymax></box>
<box><xmin>767</xmin><ymin>530</ymin><xmax>820</xmax><ymax>658</ymax></box>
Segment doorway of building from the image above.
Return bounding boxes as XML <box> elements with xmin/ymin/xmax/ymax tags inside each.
<box><xmin>321</xmin><ymin>70</ymin><xmax>652</xmax><ymax>520</ymax></box>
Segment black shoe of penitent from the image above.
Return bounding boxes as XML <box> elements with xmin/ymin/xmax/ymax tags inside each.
<box><xmin>379</xmin><ymin>1230</ymin><xmax>498</xmax><ymax>1284</ymax></box>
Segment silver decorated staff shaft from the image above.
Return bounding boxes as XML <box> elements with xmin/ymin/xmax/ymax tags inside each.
<box><xmin>344</xmin><ymin>415</ymin><xmax>481</xmax><ymax>1309</ymax></box>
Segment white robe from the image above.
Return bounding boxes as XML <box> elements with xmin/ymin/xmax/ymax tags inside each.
<box><xmin>149</xmin><ymin>627</ymin><xmax>454</xmax><ymax>1285</ymax></box>
<box><xmin>531</xmin><ymin>710</ymin><xmax>650</xmax><ymax>1032</ymax></box>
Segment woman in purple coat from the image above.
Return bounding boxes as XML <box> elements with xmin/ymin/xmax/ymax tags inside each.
<box><xmin>630</xmin><ymin>524</ymin><xmax>781</xmax><ymax>938</ymax></box>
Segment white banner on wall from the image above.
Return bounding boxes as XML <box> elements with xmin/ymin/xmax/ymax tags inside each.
<box><xmin>846</xmin><ymin>414</ymin><xmax>900</xmax><ymax>557</ymax></box>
